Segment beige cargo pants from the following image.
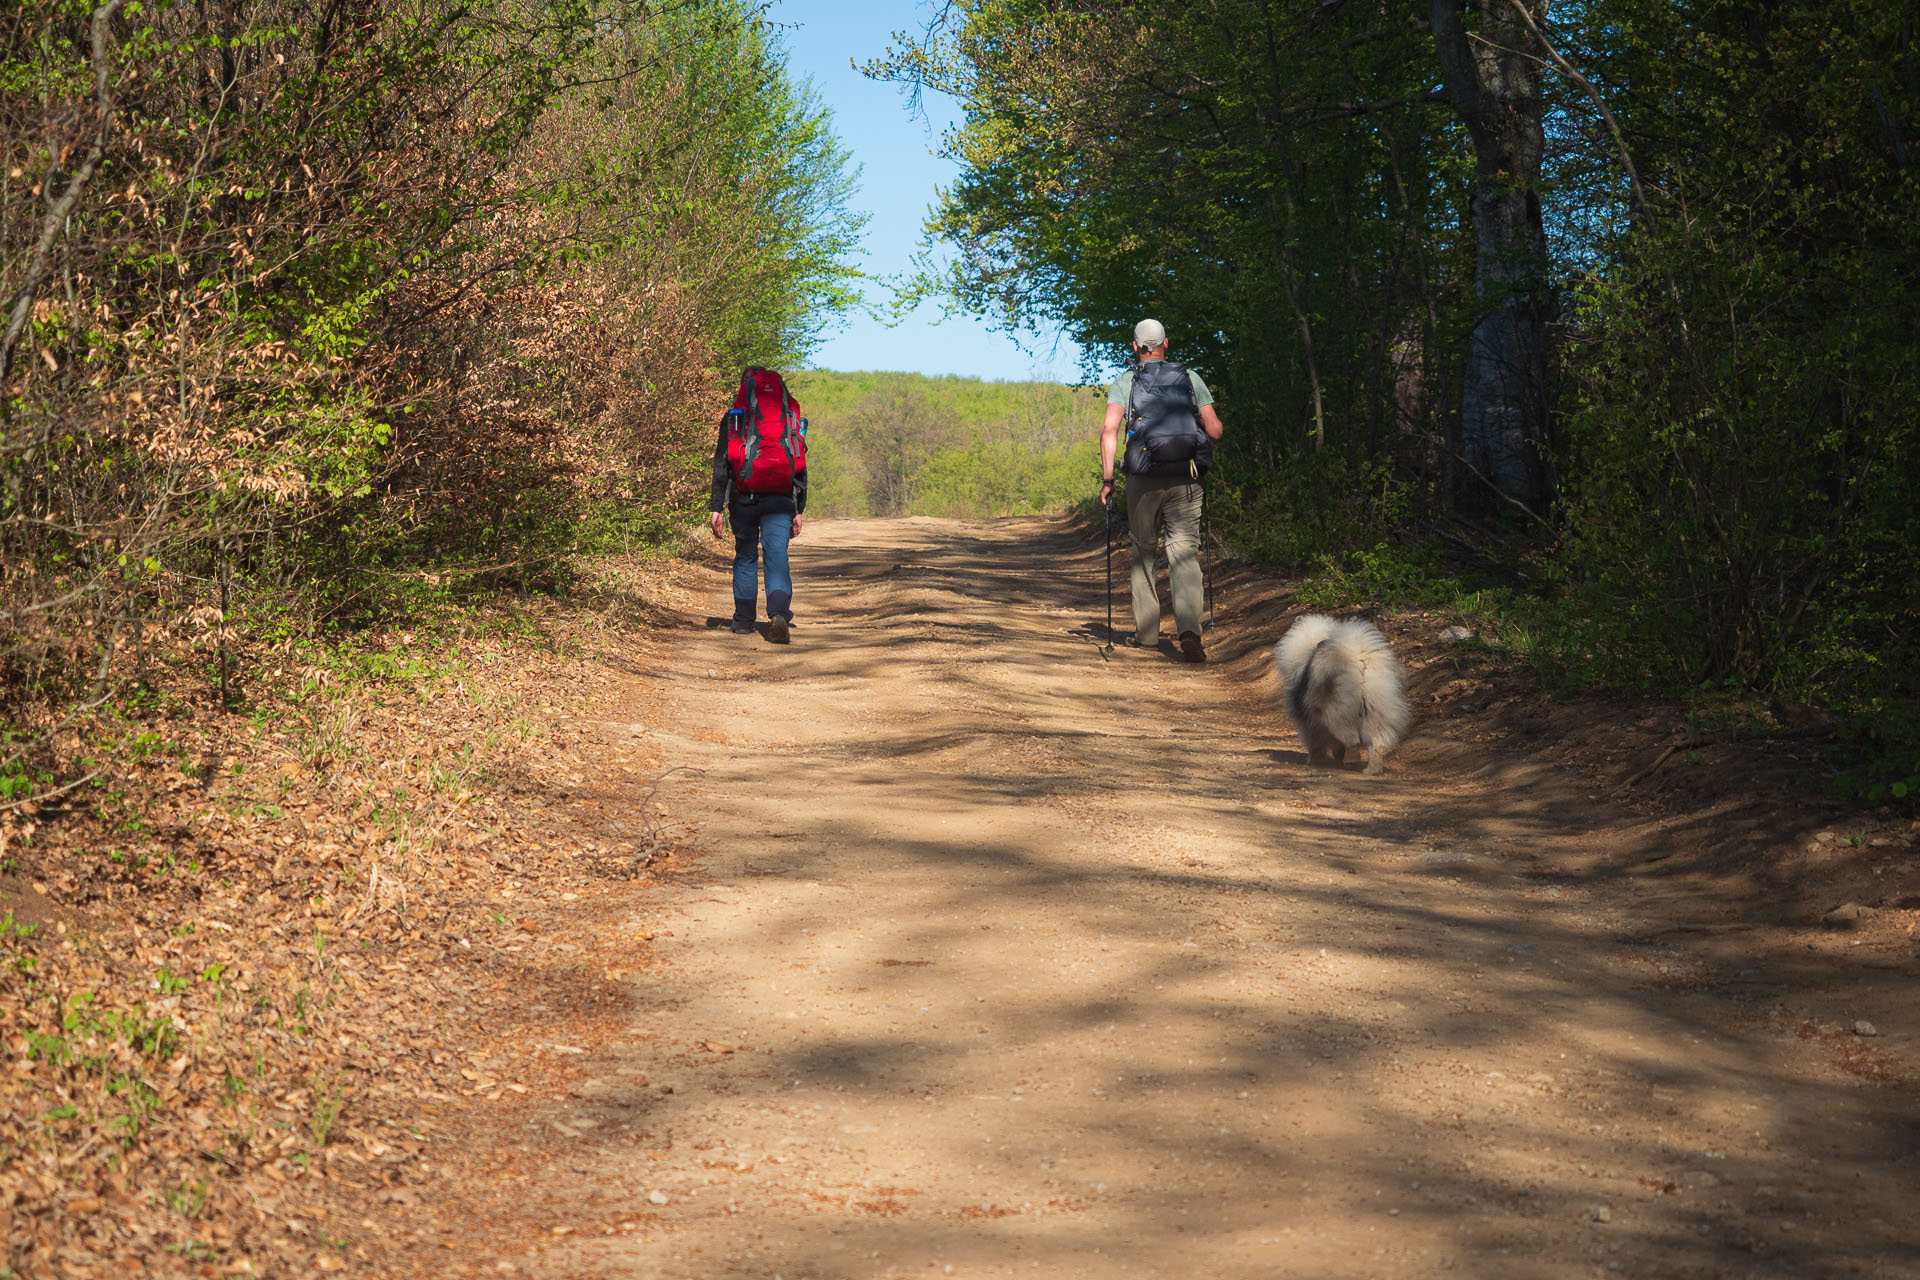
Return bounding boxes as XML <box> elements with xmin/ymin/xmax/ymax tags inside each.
<box><xmin>1125</xmin><ymin>473</ymin><xmax>1204</xmax><ymax>646</ymax></box>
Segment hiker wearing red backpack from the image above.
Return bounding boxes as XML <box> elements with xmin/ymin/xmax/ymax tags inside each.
<box><xmin>708</xmin><ymin>368</ymin><xmax>809</xmax><ymax>643</ymax></box>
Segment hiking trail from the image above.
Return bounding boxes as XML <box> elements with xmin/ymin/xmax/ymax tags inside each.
<box><xmin>460</xmin><ymin>516</ymin><xmax>1917</xmax><ymax>1279</ymax></box>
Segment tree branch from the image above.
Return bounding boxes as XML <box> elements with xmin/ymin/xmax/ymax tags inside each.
<box><xmin>0</xmin><ymin>0</ymin><xmax>127</xmax><ymax>399</ymax></box>
<box><xmin>1502</xmin><ymin>0</ymin><xmax>1657</xmax><ymax>232</ymax></box>
<box><xmin>1428</xmin><ymin>0</ymin><xmax>1483</xmax><ymax>124</ymax></box>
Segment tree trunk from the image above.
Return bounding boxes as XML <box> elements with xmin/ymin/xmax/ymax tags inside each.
<box><xmin>1431</xmin><ymin>0</ymin><xmax>1554</xmax><ymax>517</ymax></box>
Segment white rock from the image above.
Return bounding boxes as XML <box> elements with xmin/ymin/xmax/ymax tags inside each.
<box><xmin>648</xmin><ymin>1190</ymin><xmax>670</xmax><ymax>1205</ymax></box>
<box><xmin>1441</xmin><ymin>625</ymin><xmax>1475</xmax><ymax>642</ymax></box>
<box><xmin>1853</xmin><ymin>1020</ymin><xmax>1880</xmax><ymax>1037</ymax></box>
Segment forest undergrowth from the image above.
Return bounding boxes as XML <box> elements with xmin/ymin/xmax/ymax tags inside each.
<box><xmin>1</xmin><ymin>2</ymin><xmax>859</xmax><ymax>1272</ymax></box>
<box><xmin>1</xmin><ymin>551</ymin><xmax>692</xmax><ymax>1275</ymax></box>
<box><xmin>877</xmin><ymin>0</ymin><xmax>1919</xmax><ymax>805</ymax></box>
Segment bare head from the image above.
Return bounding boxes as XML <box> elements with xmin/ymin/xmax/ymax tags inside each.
<box><xmin>1132</xmin><ymin>317</ymin><xmax>1168</xmax><ymax>360</ymax></box>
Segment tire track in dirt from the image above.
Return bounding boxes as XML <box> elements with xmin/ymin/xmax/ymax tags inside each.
<box><xmin>524</xmin><ymin>516</ymin><xmax>1918</xmax><ymax>1280</ymax></box>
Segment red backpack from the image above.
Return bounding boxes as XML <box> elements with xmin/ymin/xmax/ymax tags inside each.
<box><xmin>723</xmin><ymin>368</ymin><xmax>806</xmax><ymax>496</ymax></box>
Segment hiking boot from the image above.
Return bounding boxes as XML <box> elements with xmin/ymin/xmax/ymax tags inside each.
<box><xmin>1179</xmin><ymin>631</ymin><xmax>1206</xmax><ymax>663</ymax></box>
<box><xmin>768</xmin><ymin>614</ymin><xmax>791</xmax><ymax>644</ymax></box>
<box><xmin>730</xmin><ymin>618</ymin><xmax>754</xmax><ymax>635</ymax></box>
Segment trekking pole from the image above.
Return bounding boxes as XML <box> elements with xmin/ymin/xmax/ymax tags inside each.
<box><xmin>1201</xmin><ymin>475</ymin><xmax>1213</xmax><ymax>632</ymax></box>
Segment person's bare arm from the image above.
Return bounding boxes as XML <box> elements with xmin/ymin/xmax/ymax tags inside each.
<box><xmin>1098</xmin><ymin>402</ymin><xmax>1124</xmax><ymax>503</ymax></box>
<box><xmin>1199</xmin><ymin>403</ymin><xmax>1224</xmax><ymax>440</ymax></box>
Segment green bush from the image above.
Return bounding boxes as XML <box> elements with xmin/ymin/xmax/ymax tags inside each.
<box><xmin>1551</xmin><ymin>2</ymin><xmax>1918</xmax><ymax>710</ymax></box>
<box><xmin>1825</xmin><ymin>708</ymin><xmax>1920</xmax><ymax>811</ymax></box>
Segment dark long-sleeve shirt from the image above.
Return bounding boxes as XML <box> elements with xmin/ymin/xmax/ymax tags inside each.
<box><xmin>710</xmin><ymin>419</ymin><xmax>807</xmax><ymax>515</ymax></box>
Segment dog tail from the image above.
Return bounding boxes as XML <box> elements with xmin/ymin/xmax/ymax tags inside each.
<box><xmin>1273</xmin><ymin>613</ymin><xmax>1340</xmax><ymax>689</ymax></box>
<box><xmin>1324</xmin><ymin>618</ymin><xmax>1411</xmax><ymax>754</ymax></box>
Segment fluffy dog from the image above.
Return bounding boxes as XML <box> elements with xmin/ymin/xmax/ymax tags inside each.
<box><xmin>1273</xmin><ymin>615</ymin><xmax>1411</xmax><ymax>775</ymax></box>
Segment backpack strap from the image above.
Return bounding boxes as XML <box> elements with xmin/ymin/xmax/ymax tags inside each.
<box><xmin>738</xmin><ymin>369</ymin><xmax>765</xmax><ymax>484</ymax></box>
<box><xmin>777</xmin><ymin>382</ymin><xmax>800</xmax><ymax>478</ymax></box>
<box><xmin>1125</xmin><ymin>362</ymin><xmax>1143</xmax><ymax>440</ymax></box>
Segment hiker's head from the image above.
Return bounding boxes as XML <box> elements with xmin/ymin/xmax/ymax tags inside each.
<box><xmin>1132</xmin><ymin>317</ymin><xmax>1168</xmax><ymax>360</ymax></box>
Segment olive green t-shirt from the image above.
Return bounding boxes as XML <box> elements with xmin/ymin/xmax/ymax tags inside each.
<box><xmin>1106</xmin><ymin>362</ymin><xmax>1215</xmax><ymax>410</ymax></box>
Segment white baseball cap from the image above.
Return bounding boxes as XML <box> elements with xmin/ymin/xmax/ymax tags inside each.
<box><xmin>1133</xmin><ymin>318</ymin><xmax>1167</xmax><ymax>349</ymax></box>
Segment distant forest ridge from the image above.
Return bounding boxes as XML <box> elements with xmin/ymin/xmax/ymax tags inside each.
<box><xmin>785</xmin><ymin>371</ymin><xmax>1106</xmax><ymax>519</ymax></box>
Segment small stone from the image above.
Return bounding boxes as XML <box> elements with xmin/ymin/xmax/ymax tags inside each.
<box><xmin>1853</xmin><ymin>1020</ymin><xmax>1880</xmax><ymax>1037</ymax></box>
<box><xmin>1822</xmin><ymin>903</ymin><xmax>1866</xmax><ymax>928</ymax></box>
<box><xmin>648</xmin><ymin>1190</ymin><xmax>670</xmax><ymax>1205</ymax></box>
<box><xmin>1440</xmin><ymin>625</ymin><xmax>1475</xmax><ymax>642</ymax></box>
<box><xmin>1682</xmin><ymin>1170</ymin><xmax>1721</xmax><ymax>1189</ymax></box>
<box><xmin>1590</xmin><ymin>1204</ymin><xmax>1612</xmax><ymax>1223</ymax></box>
<box><xmin>1815</xmin><ymin>830</ymin><xmax>1837</xmax><ymax>844</ymax></box>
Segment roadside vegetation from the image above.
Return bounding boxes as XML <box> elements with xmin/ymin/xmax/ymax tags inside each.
<box><xmin>875</xmin><ymin>0</ymin><xmax>1918</xmax><ymax>803</ymax></box>
<box><xmin>2</xmin><ymin>1</ymin><xmax>860</xmax><ymax>1270</ymax></box>
<box><xmin>3</xmin><ymin>0</ymin><xmax>861</xmax><ymax>768</ymax></box>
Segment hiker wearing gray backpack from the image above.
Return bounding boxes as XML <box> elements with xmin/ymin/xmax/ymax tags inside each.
<box><xmin>1097</xmin><ymin>319</ymin><xmax>1224</xmax><ymax>662</ymax></box>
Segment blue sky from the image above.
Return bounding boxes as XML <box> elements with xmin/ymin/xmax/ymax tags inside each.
<box><xmin>766</xmin><ymin>0</ymin><xmax>1090</xmax><ymax>382</ymax></box>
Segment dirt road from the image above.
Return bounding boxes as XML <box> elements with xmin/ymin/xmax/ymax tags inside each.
<box><xmin>529</xmin><ymin>517</ymin><xmax>1917</xmax><ymax>1279</ymax></box>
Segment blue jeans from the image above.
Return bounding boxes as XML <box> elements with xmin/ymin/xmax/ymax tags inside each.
<box><xmin>729</xmin><ymin>504</ymin><xmax>793</xmax><ymax>622</ymax></box>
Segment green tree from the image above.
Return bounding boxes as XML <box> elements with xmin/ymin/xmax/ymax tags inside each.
<box><xmin>868</xmin><ymin>0</ymin><xmax>1472</xmax><ymax>536</ymax></box>
<box><xmin>1</xmin><ymin>0</ymin><xmax>865</xmax><ymax>735</ymax></box>
<box><xmin>1549</xmin><ymin>0</ymin><xmax>1919</xmax><ymax>702</ymax></box>
<box><xmin>871</xmin><ymin>0</ymin><xmax>1918</xmax><ymax>718</ymax></box>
